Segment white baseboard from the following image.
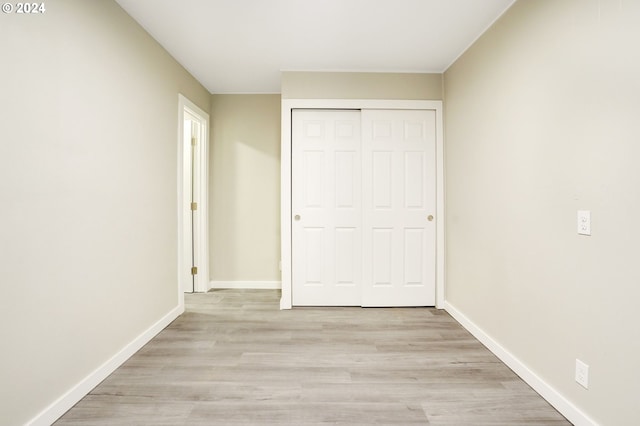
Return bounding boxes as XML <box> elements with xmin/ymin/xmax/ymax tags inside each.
<box><xmin>444</xmin><ymin>301</ymin><xmax>597</xmax><ymax>426</ymax></box>
<box><xmin>27</xmin><ymin>304</ymin><xmax>184</xmax><ymax>426</ymax></box>
<box><xmin>209</xmin><ymin>280</ymin><xmax>282</xmax><ymax>290</ymax></box>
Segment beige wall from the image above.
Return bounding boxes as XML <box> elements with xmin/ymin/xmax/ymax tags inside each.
<box><xmin>282</xmin><ymin>71</ymin><xmax>442</xmax><ymax>100</ymax></box>
<box><xmin>444</xmin><ymin>0</ymin><xmax>640</xmax><ymax>424</ymax></box>
<box><xmin>209</xmin><ymin>94</ymin><xmax>281</xmax><ymax>282</ymax></box>
<box><xmin>0</xmin><ymin>1</ymin><xmax>210</xmax><ymax>424</ymax></box>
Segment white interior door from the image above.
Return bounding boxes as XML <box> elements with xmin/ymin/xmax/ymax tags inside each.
<box><xmin>361</xmin><ymin>109</ymin><xmax>436</xmax><ymax>306</ymax></box>
<box><xmin>189</xmin><ymin>117</ymin><xmax>201</xmax><ymax>293</ymax></box>
<box><xmin>182</xmin><ymin>115</ymin><xmax>199</xmax><ymax>293</ymax></box>
<box><xmin>292</xmin><ymin>110</ymin><xmax>362</xmax><ymax>306</ymax></box>
<box><xmin>291</xmin><ymin>108</ymin><xmax>436</xmax><ymax>307</ymax></box>
<box><xmin>179</xmin><ymin>97</ymin><xmax>209</xmax><ymax>295</ymax></box>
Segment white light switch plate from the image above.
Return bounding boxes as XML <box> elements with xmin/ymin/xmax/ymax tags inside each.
<box><xmin>577</xmin><ymin>210</ymin><xmax>591</xmax><ymax>236</ymax></box>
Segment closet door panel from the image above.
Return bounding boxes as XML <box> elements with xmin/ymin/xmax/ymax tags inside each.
<box><xmin>292</xmin><ymin>110</ymin><xmax>362</xmax><ymax>306</ymax></box>
<box><xmin>362</xmin><ymin>110</ymin><xmax>436</xmax><ymax>306</ymax></box>
<box><xmin>292</xmin><ymin>108</ymin><xmax>436</xmax><ymax>307</ymax></box>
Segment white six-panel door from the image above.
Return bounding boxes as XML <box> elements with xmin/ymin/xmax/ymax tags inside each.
<box><xmin>292</xmin><ymin>110</ymin><xmax>362</xmax><ymax>306</ymax></box>
<box><xmin>292</xmin><ymin>109</ymin><xmax>436</xmax><ymax>306</ymax></box>
<box><xmin>361</xmin><ymin>109</ymin><xmax>436</xmax><ymax>306</ymax></box>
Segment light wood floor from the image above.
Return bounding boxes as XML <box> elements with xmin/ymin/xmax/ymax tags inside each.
<box><xmin>55</xmin><ymin>289</ymin><xmax>571</xmax><ymax>425</ymax></box>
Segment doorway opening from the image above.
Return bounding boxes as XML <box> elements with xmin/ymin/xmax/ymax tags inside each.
<box><xmin>178</xmin><ymin>94</ymin><xmax>210</xmax><ymax>295</ymax></box>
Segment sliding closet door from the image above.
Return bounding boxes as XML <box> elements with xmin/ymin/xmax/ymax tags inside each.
<box><xmin>292</xmin><ymin>110</ymin><xmax>362</xmax><ymax>306</ymax></box>
<box><xmin>361</xmin><ymin>109</ymin><xmax>437</xmax><ymax>306</ymax></box>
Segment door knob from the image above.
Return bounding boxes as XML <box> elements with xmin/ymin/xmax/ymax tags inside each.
<box><xmin>294</xmin><ymin>215</ymin><xmax>301</xmax><ymax>221</ymax></box>
<box><xmin>427</xmin><ymin>215</ymin><xmax>434</xmax><ymax>222</ymax></box>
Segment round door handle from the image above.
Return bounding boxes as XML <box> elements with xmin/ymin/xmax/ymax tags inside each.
<box><xmin>427</xmin><ymin>215</ymin><xmax>434</xmax><ymax>222</ymax></box>
<box><xmin>294</xmin><ymin>215</ymin><xmax>301</xmax><ymax>221</ymax></box>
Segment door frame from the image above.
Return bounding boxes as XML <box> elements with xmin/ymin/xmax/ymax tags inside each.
<box><xmin>281</xmin><ymin>99</ymin><xmax>445</xmax><ymax>309</ymax></box>
<box><xmin>178</xmin><ymin>94</ymin><xmax>210</xmax><ymax>299</ymax></box>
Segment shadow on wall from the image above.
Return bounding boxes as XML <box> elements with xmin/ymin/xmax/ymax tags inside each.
<box><xmin>210</xmin><ymin>94</ymin><xmax>281</xmax><ymax>283</ymax></box>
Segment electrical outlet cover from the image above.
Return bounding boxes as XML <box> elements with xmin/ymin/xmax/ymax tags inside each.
<box><xmin>577</xmin><ymin>210</ymin><xmax>591</xmax><ymax>236</ymax></box>
<box><xmin>575</xmin><ymin>359</ymin><xmax>589</xmax><ymax>389</ymax></box>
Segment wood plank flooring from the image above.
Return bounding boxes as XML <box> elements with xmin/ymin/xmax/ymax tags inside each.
<box><xmin>55</xmin><ymin>289</ymin><xmax>571</xmax><ymax>425</ymax></box>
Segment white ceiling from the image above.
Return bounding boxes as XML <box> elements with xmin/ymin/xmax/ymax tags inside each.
<box><xmin>115</xmin><ymin>0</ymin><xmax>516</xmax><ymax>94</ymax></box>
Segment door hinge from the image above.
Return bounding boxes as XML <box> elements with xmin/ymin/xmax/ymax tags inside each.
<box><xmin>190</xmin><ymin>202</ymin><xmax>198</xmax><ymax>211</ymax></box>
<box><xmin>191</xmin><ymin>137</ymin><xmax>197</xmax><ymax>146</ymax></box>
<box><xmin>191</xmin><ymin>266</ymin><xmax>198</xmax><ymax>275</ymax></box>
